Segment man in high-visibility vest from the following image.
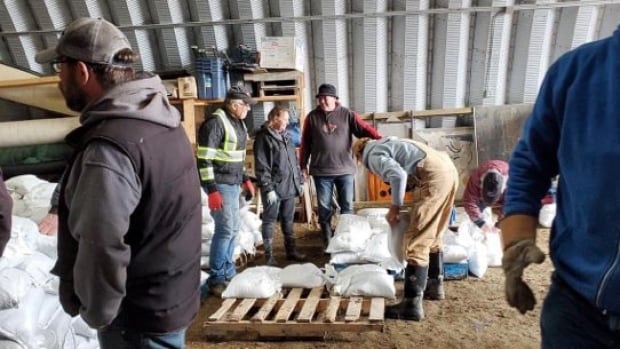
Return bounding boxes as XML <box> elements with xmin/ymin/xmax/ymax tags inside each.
<box><xmin>197</xmin><ymin>87</ymin><xmax>256</xmax><ymax>297</ymax></box>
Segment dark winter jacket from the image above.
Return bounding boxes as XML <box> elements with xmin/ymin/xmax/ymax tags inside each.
<box><xmin>504</xmin><ymin>25</ymin><xmax>620</xmax><ymax>317</ymax></box>
<box><xmin>253</xmin><ymin>123</ymin><xmax>302</xmax><ymax>199</ymax></box>
<box><xmin>197</xmin><ymin>108</ymin><xmax>249</xmax><ymax>193</ymax></box>
<box><xmin>53</xmin><ymin>74</ymin><xmax>202</xmax><ymax>333</ymax></box>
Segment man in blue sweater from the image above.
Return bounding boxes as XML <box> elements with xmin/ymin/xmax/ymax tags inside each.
<box><xmin>501</xmin><ymin>25</ymin><xmax>620</xmax><ymax>348</ymax></box>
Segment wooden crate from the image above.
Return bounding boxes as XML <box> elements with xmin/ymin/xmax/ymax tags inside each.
<box><xmin>204</xmin><ymin>287</ymin><xmax>384</xmax><ymax>339</ymax></box>
<box><xmin>244</xmin><ymin>71</ymin><xmax>303</xmax><ymax>98</ymax></box>
<box><xmin>367</xmin><ymin>172</ymin><xmax>414</xmax><ymax>202</ymax></box>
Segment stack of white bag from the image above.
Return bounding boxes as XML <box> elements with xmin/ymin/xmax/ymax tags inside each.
<box><xmin>221</xmin><ymin>264</ymin><xmax>326</xmax><ymax>299</ymax></box>
<box><xmin>0</xmin><ymin>216</ymin><xmax>98</xmax><ymax>349</ymax></box>
<box><xmin>443</xmin><ymin>208</ymin><xmax>503</xmax><ymax>278</ymax></box>
<box><xmin>325</xmin><ymin>264</ymin><xmax>396</xmax><ymax>299</ymax></box>
<box><xmin>326</xmin><ymin>214</ymin><xmax>393</xmax><ymax>268</ymax></box>
<box><xmin>198</xmin><ymin>189</ymin><xmax>263</xmax><ymax>269</ymax></box>
<box><xmin>5</xmin><ymin>175</ymin><xmax>57</xmax><ymax>225</ymax></box>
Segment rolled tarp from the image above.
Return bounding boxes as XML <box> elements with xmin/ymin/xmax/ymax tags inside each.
<box><xmin>0</xmin><ymin>117</ymin><xmax>79</xmax><ymax>147</ymax></box>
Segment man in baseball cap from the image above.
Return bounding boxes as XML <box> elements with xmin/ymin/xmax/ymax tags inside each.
<box><xmin>35</xmin><ymin>17</ymin><xmax>133</xmax><ymax>67</ymax></box>
<box><xmin>37</xmin><ymin>17</ymin><xmax>201</xmax><ymax>349</ymax></box>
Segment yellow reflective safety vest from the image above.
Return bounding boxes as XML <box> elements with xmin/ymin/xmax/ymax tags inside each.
<box><xmin>196</xmin><ymin>108</ymin><xmax>248</xmax><ymax>188</ymax></box>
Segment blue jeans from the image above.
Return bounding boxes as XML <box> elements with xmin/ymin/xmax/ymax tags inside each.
<box><xmin>98</xmin><ymin>327</ymin><xmax>186</xmax><ymax>349</ymax></box>
<box><xmin>313</xmin><ymin>174</ymin><xmax>354</xmax><ymax>225</ymax></box>
<box><xmin>208</xmin><ymin>183</ymin><xmax>240</xmax><ymax>285</ymax></box>
<box><xmin>541</xmin><ymin>274</ymin><xmax>620</xmax><ymax>348</ymax></box>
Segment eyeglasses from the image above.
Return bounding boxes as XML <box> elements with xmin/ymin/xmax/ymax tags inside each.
<box><xmin>51</xmin><ymin>57</ymin><xmax>71</xmax><ymax>73</ymax></box>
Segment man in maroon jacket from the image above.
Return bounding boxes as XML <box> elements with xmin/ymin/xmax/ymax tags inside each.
<box><xmin>300</xmin><ymin>83</ymin><xmax>382</xmax><ymax>248</ymax></box>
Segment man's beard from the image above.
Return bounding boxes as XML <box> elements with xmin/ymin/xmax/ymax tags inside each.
<box><xmin>60</xmin><ymin>71</ymin><xmax>89</xmax><ymax>112</ymax></box>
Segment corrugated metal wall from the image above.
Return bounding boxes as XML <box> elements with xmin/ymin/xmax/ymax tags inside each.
<box><xmin>0</xmin><ymin>0</ymin><xmax>619</xmax><ymax>120</ymax></box>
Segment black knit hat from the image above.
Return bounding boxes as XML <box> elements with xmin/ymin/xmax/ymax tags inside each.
<box><xmin>315</xmin><ymin>83</ymin><xmax>338</xmax><ymax>99</ymax></box>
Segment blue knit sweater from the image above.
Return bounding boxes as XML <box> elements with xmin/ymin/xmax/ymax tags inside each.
<box><xmin>504</xmin><ymin>25</ymin><xmax>620</xmax><ymax>315</ymax></box>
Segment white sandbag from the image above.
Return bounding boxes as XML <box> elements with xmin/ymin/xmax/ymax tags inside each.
<box><xmin>240</xmin><ymin>210</ymin><xmax>262</xmax><ymax>233</ymax></box>
<box><xmin>36</xmin><ymin>234</ymin><xmax>57</xmax><ymax>259</ymax></box>
<box><xmin>388</xmin><ymin>212</ymin><xmax>409</xmax><ymax>263</ymax></box>
<box><xmin>356</xmin><ymin>208</ymin><xmax>390</xmax><ymax>230</ymax></box>
<box><xmin>37</xmin><ymin>301</ymin><xmax>73</xmax><ymax>349</ymax></box>
<box><xmin>221</xmin><ymin>266</ymin><xmax>282</xmax><ymax>299</ymax></box>
<box><xmin>5</xmin><ymin>175</ymin><xmax>48</xmax><ymax>196</ymax></box>
<box><xmin>485</xmin><ymin>231</ymin><xmax>503</xmax><ymax>267</ymax></box>
<box><xmin>539</xmin><ymin>203</ymin><xmax>556</xmax><ymax>228</ymax></box>
<box><xmin>237</xmin><ymin>230</ymin><xmax>256</xmax><ymax>255</ymax></box>
<box><xmin>72</xmin><ymin>316</ymin><xmax>97</xmax><ymax>339</ymax></box>
<box><xmin>16</xmin><ymin>252</ymin><xmax>55</xmax><ymax>286</ymax></box>
<box><xmin>70</xmin><ymin>334</ymin><xmax>100</xmax><ymax>349</ymax></box>
<box><xmin>468</xmin><ymin>241</ymin><xmax>488</xmax><ymax>278</ymax></box>
<box><xmin>201</xmin><ymin>222</ymin><xmax>214</xmax><ymax>240</ymax></box>
<box><xmin>8</xmin><ymin>216</ymin><xmax>41</xmax><ymax>255</ymax></box>
<box><xmin>327</xmin><ymin>214</ymin><xmax>373</xmax><ymax>253</ymax></box>
<box><xmin>360</xmin><ymin>232</ymin><xmax>391</xmax><ymax>263</ymax></box>
<box><xmin>0</xmin><ymin>268</ymin><xmax>34</xmax><ymax>310</ymax></box>
<box><xmin>331</xmin><ymin>264</ymin><xmax>395</xmax><ymax>299</ymax></box>
<box><xmin>329</xmin><ymin>252</ymin><xmax>366</xmax><ymax>265</ymax></box>
<box><xmin>356</xmin><ymin>208</ymin><xmax>389</xmax><ymax>217</ymax></box>
<box><xmin>443</xmin><ymin>244</ymin><xmax>469</xmax><ymax>263</ymax></box>
<box><xmin>280</xmin><ymin>263</ymin><xmax>325</xmax><ymax>288</ymax></box>
<box><xmin>0</xmin><ymin>287</ymin><xmax>46</xmax><ymax>348</ymax></box>
<box><xmin>0</xmin><ymin>340</ymin><xmax>24</xmax><ymax>348</ymax></box>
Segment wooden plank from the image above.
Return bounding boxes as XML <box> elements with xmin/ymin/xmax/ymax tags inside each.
<box><xmin>274</xmin><ymin>288</ymin><xmax>302</xmax><ymax>322</ymax></box>
<box><xmin>229</xmin><ymin>298</ymin><xmax>256</xmax><ymax>322</ymax></box>
<box><xmin>324</xmin><ymin>296</ymin><xmax>341</xmax><ymax>323</ymax></box>
<box><xmin>368</xmin><ymin>298</ymin><xmax>385</xmax><ymax>323</ymax></box>
<box><xmin>345</xmin><ymin>297</ymin><xmax>363</xmax><ymax>322</ymax></box>
<box><xmin>297</xmin><ymin>287</ymin><xmax>323</xmax><ymax>322</ymax></box>
<box><xmin>360</xmin><ymin>107</ymin><xmax>472</xmax><ymax>121</ymax></box>
<box><xmin>244</xmin><ymin>71</ymin><xmax>301</xmax><ymax>82</ymax></box>
<box><xmin>208</xmin><ymin>298</ymin><xmax>237</xmax><ymax>321</ymax></box>
<box><xmin>251</xmin><ymin>294</ymin><xmax>280</xmax><ymax>322</ymax></box>
<box><xmin>0</xmin><ymin>76</ymin><xmax>60</xmax><ymax>88</ymax></box>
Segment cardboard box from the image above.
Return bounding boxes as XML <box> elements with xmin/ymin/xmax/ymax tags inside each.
<box><xmin>259</xmin><ymin>36</ymin><xmax>303</xmax><ymax>71</ymax></box>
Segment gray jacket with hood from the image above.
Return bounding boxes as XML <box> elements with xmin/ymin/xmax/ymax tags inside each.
<box><xmin>52</xmin><ymin>74</ymin><xmax>202</xmax><ymax>332</ymax></box>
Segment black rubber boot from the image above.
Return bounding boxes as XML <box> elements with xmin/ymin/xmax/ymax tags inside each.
<box><xmin>425</xmin><ymin>251</ymin><xmax>445</xmax><ymax>300</ymax></box>
<box><xmin>284</xmin><ymin>237</ymin><xmax>306</xmax><ymax>261</ymax></box>
<box><xmin>263</xmin><ymin>239</ymin><xmax>278</xmax><ymax>266</ymax></box>
<box><xmin>320</xmin><ymin>222</ymin><xmax>333</xmax><ymax>249</ymax></box>
<box><xmin>385</xmin><ymin>264</ymin><xmax>428</xmax><ymax>321</ymax></box>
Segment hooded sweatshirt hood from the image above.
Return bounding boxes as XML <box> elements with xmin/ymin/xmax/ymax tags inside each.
<box><xmin>80</xmin><ymin>73</ymin><xmax>180</xmax><ymax>129</ymax></box>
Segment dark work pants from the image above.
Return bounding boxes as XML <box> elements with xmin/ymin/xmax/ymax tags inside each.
<box><xmin>541</xmin><ymin>274</ymin><xmax>620</xmax><ymax>348</ymax></box>
<box><xmin>261</xmin><ymin>195</ymin><xmax>296</xmax><ymax>240</ymax></box>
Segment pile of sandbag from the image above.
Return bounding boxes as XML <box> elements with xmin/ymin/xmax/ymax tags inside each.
<box><xmin>0</xmin><ymin>215</ymin><xmax>98</xmax><ymax>349</ymax></box>
<box><xmin>443</xmin><ymin>208</ymin><xmax>503</xmax><ymax>278</ymax></box>
<box><xmin>198</xmin><ymin>189</ymin><xmax>263</xmax><ymax>269</ymax></box>
<box><xmin>218</xmin><ymin>262</ymin><xmax>395</xmax><ymax>300</ymax></box>
<box><xmin>326</xmin><ymin>213</ymin><xmax>397</xmax><ymax>270</ymax></box>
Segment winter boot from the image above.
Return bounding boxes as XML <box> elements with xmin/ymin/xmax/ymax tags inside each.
<box><xmin>385</xmin><ymin>264</ymin><xmax>428</xmax><ymax>321</ymax></box>
<box><xmin>320</xmin><ymin>222</ymin><xmax>333</xmax><ymax>249</ymax></box>
<box><xmin>263</xmin><ymin>239</ymin><xmax>278</xmax><ymax>266</ymax></box>
<box><xmin>284</xmin><ymin>236</ymin><xmax>306</xmax><ymax>262</ymax></box>
<box><xmin>425</xmin><ymin>251</ymin><xmax>445</xmax><ymax>300</ymax></box>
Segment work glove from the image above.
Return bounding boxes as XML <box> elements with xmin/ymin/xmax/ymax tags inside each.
<box><xmin>208</xmin><ymin>191</ymin><xmax>224</xmax><ymax>211</ymax></box>
<box><xmin>266</xmin><ymin>190</ymin><xmax>278</xmax><ymax>205</ymax></box>
<box><xmin>502</xmin><ymin>239</ymin><xmax>545</xmax><ymax>314</ymax></box>
<box><xmin>241</xmin><ymin>179</ymin><xmax>255</xmax><ymax>201</ymax></box>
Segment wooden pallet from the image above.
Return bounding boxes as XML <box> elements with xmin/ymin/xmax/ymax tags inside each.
<box><xmin>204</xmin><ymin>287</ymin><xmax>385</xmax><ymax>339</ymax></box>
<box><xmin>244</xmin><ymin>71</ymin><xmax>302</xmax><ymax>97</ymax></box>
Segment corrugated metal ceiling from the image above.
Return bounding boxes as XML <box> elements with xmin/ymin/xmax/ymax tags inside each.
<box><xmin>0</xmin><ymin>0</ymin><xmax>619</xmax><ymax>120</ymax></box>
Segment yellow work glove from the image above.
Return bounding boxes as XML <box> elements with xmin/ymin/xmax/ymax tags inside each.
<box><xmin>501</xmin><ymin>239</ymin><xmax>545</xmax><ymax>314</ymax></box>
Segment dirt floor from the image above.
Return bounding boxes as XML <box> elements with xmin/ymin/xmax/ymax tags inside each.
<box><xmin>186</xmin><ymin>223</ymin><xmax>552</xmax><ymax>349</ymax></box>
